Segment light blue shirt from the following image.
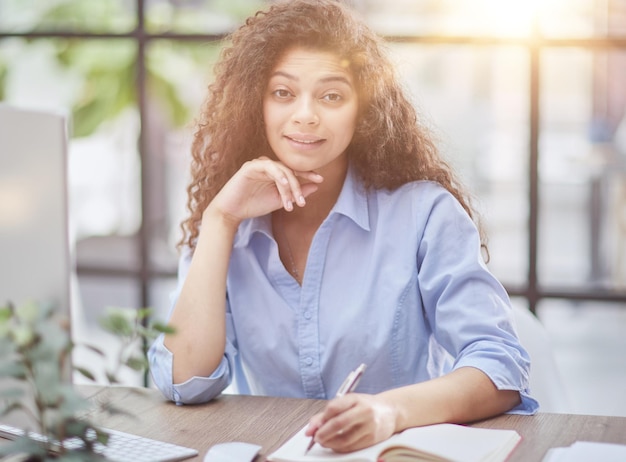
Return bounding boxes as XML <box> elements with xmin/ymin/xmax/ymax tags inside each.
<box><xmin>148</xmin><ymin>166</ymin><xmax>538</xmax><ymax>414</ymax></box>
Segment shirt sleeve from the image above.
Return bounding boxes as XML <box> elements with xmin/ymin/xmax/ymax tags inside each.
<box><xmin>147</xmin><ymin>246</ymin><xmax>237</xmax><ymax>404</ymax></box>
<box><xmin>416</xmin><ymin>187</ymin><xmax>539</xmax><ymax>414</ymax></box>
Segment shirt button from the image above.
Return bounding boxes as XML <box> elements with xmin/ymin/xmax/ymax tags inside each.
<box><xmin>305</xmin><ymin>357</ymin><xmax>313</xmax><ymax>366</ymax></box>
<box><xmin>304</xmin><ymin>311</ymin><xmax>312</xmax><ymax>320</ymax></box>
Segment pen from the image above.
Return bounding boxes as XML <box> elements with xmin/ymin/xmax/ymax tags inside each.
<box><xmin>304</xmin><ymin>363</ymin><xmax>367</xmax><ymax>454</ymax></box>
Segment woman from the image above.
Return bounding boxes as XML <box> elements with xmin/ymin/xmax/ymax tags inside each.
<box><xmin>148</xmin><ymin>0</ymin><xmax>538</xmax><ymax>453</ymax></box>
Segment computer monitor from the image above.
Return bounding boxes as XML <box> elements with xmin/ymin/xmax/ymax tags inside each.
<box><xmin>0</xmin><ymin>103</ymin><xmax>72</xmax><ymax>319</ymax></box>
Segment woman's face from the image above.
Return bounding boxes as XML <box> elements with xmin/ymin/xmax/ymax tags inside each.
<box><xmin>263</xmin><ymin>47</ymin><xmax>359</xmax><ymax>174</ymax></box>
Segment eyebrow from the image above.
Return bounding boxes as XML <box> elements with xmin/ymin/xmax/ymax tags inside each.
<box><xmin>269</xmin><ymin>71</ymin><xmax>353</xmax><ymax>86</ymax></box>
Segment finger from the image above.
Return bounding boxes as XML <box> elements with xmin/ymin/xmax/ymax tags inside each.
<box><xmin>282</xmin><ymin>168</ymin><xmax>307</xmax><ymax>208</ymax></box>
<box><xmin>273</xmin><ymin>165</ymin><xmax>320</xmax><ymax>209</ymax></box>
<box><xmin>318</xmin><ymin>413</ymin><xmax>377</xmax><ymax>453</ymax></box>
<box><xmin>294</xmin><ymin>170</ymin><xmax>325</xmax><ymax>184</ymax></box>
<box><xmin>269</xmin><ymin>163</ymin><xmax>321</xmax><ymax>210</ymax></box>
<box><xmin>247</xmin><ymin>158</ymin><xmax>321</xmax><ymax>210</ymax></box>
<box><xmin>315</xmin><ymin>398</ymin><xmax>362</xmax><ymax>444</ymax></box>
<box><xmin>329</xmin><ymin>428</ymin><xmax>372</xmax><ymax>454</ymax></box>
<box><xmin>300</xmin><ymin>183</ymin><xmax>319</xmax><ymax>201</ymax></box>
<box><xmin>317</xmin><ymin>419</ymin><xmax>363</xmax><ymax>451</ymax></box>
<box><xmin>305</xmin><ymin>413</ymin><xmax>324</xmax><ymax>437</ymax></box>
<box><xmin>254</xmin><ymin>160</ymin><xmax>298</xmax><ymax>211</ymax></box>
<box><xmin>288</xmin><ymin>170</ymin><xmax>324</xmax><ymax>207</ymax></box>
<box><xmin>277</xmin><ymin>176</ymin><xmax>295</xmax><ymax>211</ymax></box>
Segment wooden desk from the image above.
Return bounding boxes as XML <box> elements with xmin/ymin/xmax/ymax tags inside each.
<box><xmin>5</xmin><ymin>385</ymin><xmax>626</xmax><ymax>461</ymax></box>
<box><xmin>78</xmin><ymin>385</ymin><xmax>326</xmax><ymax>461</ymax></box>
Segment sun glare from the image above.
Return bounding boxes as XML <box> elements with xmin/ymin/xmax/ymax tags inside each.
<box><xmin>449</xmin><ymin>0</ymin><xmax>572</xmax><ymax>37</ymax></box>
<box><xmin>486</xmin><ymin>0</ymin><xmax>541</xmax><ymax>36</ymax></box>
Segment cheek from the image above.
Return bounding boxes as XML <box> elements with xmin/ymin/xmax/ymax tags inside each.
<box><xmin>263</xmin><ymin>97</ymin><xmax>275</xmax><ymax>122</ymax></box>
<box><xmin>263</xmin><ymin>103</ymin><xmax>286</xmax><ymax>133</ymax></box>
<box><xmin>336</xmin><ymin>110</ymin><xmax>358</xmax><ymax>143</ymax></box>
<box><xmin>262</xmin><ymin>104</ymin><xmax>270</xmax><ymax>130</ymax></box>
<box><xmin>263</xmin><ymin>110</ymin><xmax>277</xmax><ymax>145</ymax></box>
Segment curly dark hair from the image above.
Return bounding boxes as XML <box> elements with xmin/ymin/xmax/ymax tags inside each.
<box><xmin>180</xmin><ymin>0</ymin><xmax>484</xmax><ymax>252</ymax></box>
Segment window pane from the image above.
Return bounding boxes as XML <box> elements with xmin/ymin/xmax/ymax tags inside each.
<box><xmin>391</xmin><ymin>44</ymin><xmax>529</xmax><ymax>286</ymax></box>
<box><xmin>144</xmin><ymin>40</ymin><xmax>223</xmax><ymax>273</ymax></box>
<box><xmin>537</xmin><ymin>299</ymin><xmax>626</xmax><ymax>416</ymax></box>
<box><xmin>539</xmin><ymin>0</ymin><xmax>626</xmax><ymax>38</ymax></box>
<box><xmin>149</xmin><ymin>277</ymin><xmax>178</xmax><ymax>324</ymax></box>
<box><xmin>539</xmin><ymin>49</ymin><xmax>626</xmax><ymax>290</ymax></box>
<box><xmin>0</xmin><ymin>38</ymin><xmax>142</xmax><ymax>270</ymax></box>
<box><xmin>145</xmin><ymin>0</ymin><xmax>265</xmax><ymax>34</ymax></box>
<box><xmin>360</xmin><ymin>0</ymin><xmax>626</xmax><ymax>38</ymax></box>
<box><xmin>364</xmin><ymin>0</ymin><xmax>537</xmax><ymax>37</ymax></box>
<box><xmin>0</xmin><ymin>0</ymin><xmax>135</xmax><ymax>33</ymax></box>
<box><xmin>72</xmin><ymin>275</ymin><xmax>143</xmax><ymax>386</ymax></box>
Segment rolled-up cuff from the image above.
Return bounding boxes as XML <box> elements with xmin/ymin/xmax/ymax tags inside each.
<box><xmin>148</xmin><ymin>334</ymin><xmax>231</xmax><ymax>404</ymax></box>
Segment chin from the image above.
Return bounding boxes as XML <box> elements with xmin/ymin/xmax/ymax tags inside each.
<box><xmin>275</xmin><ymin>153</ymin><xmax>316</xmax><ymax>171</ymax></box>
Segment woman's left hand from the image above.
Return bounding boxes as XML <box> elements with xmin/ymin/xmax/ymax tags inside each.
<box><xmin>305</xmin><ymin>393</ymin><xmax>398</xmax><ymax>453</ymax></box>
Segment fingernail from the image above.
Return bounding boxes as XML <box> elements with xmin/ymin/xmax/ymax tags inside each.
<box><xmin>298</xmin><ymin>195</ymin><xmax>305</xmax><ymax>206</ymax></box>
<box><xmin>286</xmin><ymin>200</ymin><xmax>293</xmax><ymax>211</ymax></box>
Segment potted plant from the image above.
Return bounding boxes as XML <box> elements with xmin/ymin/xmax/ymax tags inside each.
<box><xmin>0</xmin><ymin>301</ymin><xmax>172</xmax><ymax>461</ymax></box>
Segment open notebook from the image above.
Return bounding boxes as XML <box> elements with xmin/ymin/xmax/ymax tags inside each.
<box><xmin>268</xmin><ymin>423</ymin><xmax>521</xmax><ymax>462</ymax></box>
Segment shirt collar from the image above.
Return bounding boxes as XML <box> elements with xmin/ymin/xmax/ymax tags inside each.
<box><xmin>235</xmin><ymin>163</ymin><xmax>370</xmax><ymax>248</ymax></box>
<box><xmin>332</xmin><ymin>163</ymin><xmax>370</xmax><ymax>232</ymax></box>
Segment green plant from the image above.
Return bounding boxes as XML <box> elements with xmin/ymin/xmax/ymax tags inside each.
<box><xmin>0</xmin><ymin>301</ymin><xmax>172</xmax><ymax>461</ymax></box>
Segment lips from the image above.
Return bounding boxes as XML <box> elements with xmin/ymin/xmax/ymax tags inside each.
<box><xmin>284</xmin><ymin>134</ymin><xmax>325</xmax><ymax>145</ymax></box>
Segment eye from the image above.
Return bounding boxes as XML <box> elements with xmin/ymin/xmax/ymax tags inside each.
<box><xmin>322</xmin><ymin>92</ymin><xmax>343</xmax><ymax>103</ymax></box>
<box><xmin>272</xmin><ymin>88</ymin><xmax>293</xmax><ymax>99</ymax></box>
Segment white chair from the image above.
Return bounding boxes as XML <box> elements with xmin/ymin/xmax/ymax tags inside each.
<box><xmin>512</xmin><ymin>305</ymin><xmax>572</xmax><ymax>413</ymax></box>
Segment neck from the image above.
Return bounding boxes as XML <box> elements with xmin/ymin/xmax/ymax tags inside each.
<box><xmin>272</xmin><ymin>159</ymin><xmax>348</xmax><ymax>285</ymax></box>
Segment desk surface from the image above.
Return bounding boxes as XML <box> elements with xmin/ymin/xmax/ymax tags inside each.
<box><xmin>4</xmin><ymin>385</ymin><xmax>626</xmax><ymax>461</ymax></box>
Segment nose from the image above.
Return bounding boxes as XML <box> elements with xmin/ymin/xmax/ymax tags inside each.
<box><xmin>291</xmin><ymin>96</ymin><xmax>319</xmax><ymax>126</ymax></box>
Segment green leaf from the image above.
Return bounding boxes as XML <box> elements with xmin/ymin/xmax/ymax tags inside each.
<box><xmin>80</xmin><ymin>344</ymin><xmax>106</xmax><ymax>357</ymax></box>
<box><xmin>125</xmin><ymin>355</ymin><xmax>148</xmax><ymax>372</ymax></box>
<box><xmin>99</xmin><ymin>309</ymin><xmax>134</xmax><ymax>337</ymax></box>
<box><xmin>136</xmin><ymin>307</ymin><xmax>153</xmax><ymax>320</ymax></box>
<box><xmin>14</xmin><ymin>300</ymin><xmax>41</xmax><ymax>323</ymax></box>
<box><xmin>100</xmin><ymin>313</ymin><xmax>133</xmax><ymax>337</ymax></box>
<box><xmin>56</xmin><ymin>386</ymin><xmax>93</xmax><ymax>418</ymax></box>
<box><xmin>105</xmin><ymin>371</ymin><xmax>119</xmax><ymax>384</ymax></box>
<box><xmin>97</xmin><ymin>401</ymin><xmax>134</xmax><ymax>419</ymax></box>
<box><xmin>74</xmin><ymin>366</ymin><xmax>97</xmax><ymax>382</ymax></box>
<box><xmin>0</xmin><ymin>362</ymin><xmax>28</xmax><ymax>379</ymax></box>
<box><xmin>62</xmin><ymin>419</ymin><xmax>92</xmax><ymax>440</ymax></box>
<box><xmin>95</xmin><ymin>428</ymin><xmax>110</xmax><ymax>446</ymax></box>
<box><xmin>0</xmin><ymin>435</ymin><xmax>48</xmax><ymax>457</ymax></box>
<box><xmin>11</xmin><ymin>325</ymin><xmax>36</xmax><ymax>348</ymax></box>
<box><xmin>151</xmin><ymin>322</ymin><xmax>176</xmax><ymax>335</ymax></box>
<box><xmin>0</xmin><ymin>305</ymin><xmax>12</xmax><ymax>322</ymax></box>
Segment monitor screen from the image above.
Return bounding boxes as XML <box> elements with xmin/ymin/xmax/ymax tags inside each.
<box><xmin>0</xmin><ymin>103</ymin><xmax>72</xmax><ymax>321</ymax></box>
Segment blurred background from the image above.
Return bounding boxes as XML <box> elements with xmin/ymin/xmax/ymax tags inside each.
<box><xmin>1</xmin><ymin>0</ymin><xmax>625</xmax><ymax>415</ymax></box>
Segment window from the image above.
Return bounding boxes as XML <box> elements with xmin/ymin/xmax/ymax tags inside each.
<box><xmin>2</xmin><ymin>0</ymin><xmax>626</xmax><ymax>385</ymax></box>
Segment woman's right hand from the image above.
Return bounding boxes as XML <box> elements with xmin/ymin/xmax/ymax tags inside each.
<box><xmin>208</xmin><ymin>156</ymin><xmax>324</xmax><ymax>224</ymax></box>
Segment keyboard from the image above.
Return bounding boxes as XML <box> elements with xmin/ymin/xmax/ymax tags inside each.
<box><xmin>0</xmin><ymin>423</ymin><xmax>199</xmax><ymax>462</ymax></box>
